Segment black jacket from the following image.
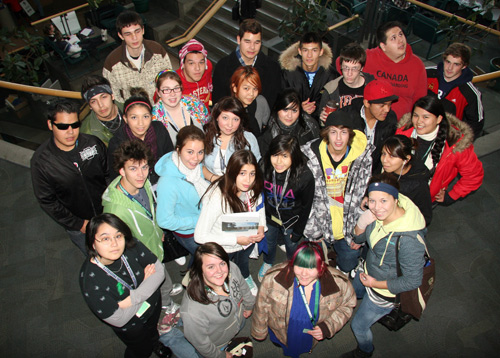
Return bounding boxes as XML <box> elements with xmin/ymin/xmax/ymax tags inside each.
<box><xmin>262</xmin><ymin>165</ymin><xmax>315</xmax><ymax>241</ymax></box>
<box><xmin>398</xmin><ymin>158</ymin><xmax>433</xmax><ymax>226</ymax></box>
<box><xmin>346</xmin><ymin>99</ymin><xmax>397</xmax><ymax>174</ymax></box>
<box><xmin>212</xmin><ymin>50</ymin><xmax>282</xmax><ymax>108</ymax></box>
<box><xmin>258</xmin><ymin>114</ymin><xmax>320</xmax><ymax>158</ymax></box>
<box><xmin>31</xmin><ymin>134</ymin><xmax>108</xmax><ymax>231</ymax></box>
<box><xmin>279</xmin><ymin>41</ymin><xmax>338</xmax><ymax>120</ymax></box>
<box><xmin>107</xmin><ymin>121</ymin><xmax>174</xmax><ymax>185</ymax></box>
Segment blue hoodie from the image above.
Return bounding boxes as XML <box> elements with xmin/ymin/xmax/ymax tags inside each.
<box><xmin>155</xmin><ymin>152</ymin><xmax>204</xmax><ymax>235</ymax></box>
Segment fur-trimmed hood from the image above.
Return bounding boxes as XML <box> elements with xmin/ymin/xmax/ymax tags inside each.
<box><xmin>279</xmin><ymin>41</ymin><xmax>333</xmax><ymax>71</ymax></box>
<box><xmin>397</xmin><ymin>112</ymin><xmax>474</xmax><ymax>153</ymax></box>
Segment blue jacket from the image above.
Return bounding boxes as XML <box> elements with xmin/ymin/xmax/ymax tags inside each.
<box><xmin>204</xmin><ymin>131</ymin><xmax>261</xmax><ymax>174</ymax></box>
<box><xmin>155</xmin><ymin>152</ymin><xmax>204</xmax><ymax>235</ymax></box>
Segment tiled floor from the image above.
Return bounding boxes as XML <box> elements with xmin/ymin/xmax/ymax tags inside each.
<box><xmin>1</xmin><ymin>150</ymin><xmax>499</xmax><ymax>357</ymax></box>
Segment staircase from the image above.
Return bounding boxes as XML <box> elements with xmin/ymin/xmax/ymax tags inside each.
<box><xmin>165</xmin><ymin>0</ymin><xmax>290</xmax><ymax>64</ymax></box>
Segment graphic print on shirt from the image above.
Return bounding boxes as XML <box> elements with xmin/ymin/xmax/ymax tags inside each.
<box><xmin>263</xmin><ymin>180</ymin><xmax>296</xmax><ymax>209</ymax></box>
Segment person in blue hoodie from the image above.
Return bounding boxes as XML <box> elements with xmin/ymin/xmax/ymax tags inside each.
<box><xmin>155</xmin><ymin>126</ymin><xmax>209</xmax><ymax>267</ymax></box>
<box><xmin>342</xmin><ymin>172</ymin><xmax>427</xmax><ymax>358</ymax></box>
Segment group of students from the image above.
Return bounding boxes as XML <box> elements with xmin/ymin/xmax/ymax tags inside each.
<box><xmin>30</xmin><ymin>11</ymin><xmax>487</xmax><ymax>358</ymax></box>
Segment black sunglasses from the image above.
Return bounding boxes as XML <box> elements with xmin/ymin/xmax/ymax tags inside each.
<box><xmin>51</xmin><ymin>121</ymin><xmax>81</xmax><ymax>130</ymax></box>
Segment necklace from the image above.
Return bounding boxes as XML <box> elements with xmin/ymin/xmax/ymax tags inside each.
<box><xmin>111</xmin><ymin>259</ymin><xmax>123</xmax><ymax>273</ymax></box>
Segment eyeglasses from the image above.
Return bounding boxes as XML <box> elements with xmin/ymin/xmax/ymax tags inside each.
<box><xmin>51</xmin><ymin>121</ymin><xmax>81</xmax><ymax>130</ymax></box>
<box><xmin>95</xmin><ymin>233</ymin><xmax>124</xmax><ymax>245</ymax></box>
<box><xmin>160</xmin><ymin>87</ymin><xmax>182</xmax><ymax>94</ymax></box>
<box><xmin>341</xmin><ymin>66</ymin><xmax>361</xmax><ymax>73</ymax></box>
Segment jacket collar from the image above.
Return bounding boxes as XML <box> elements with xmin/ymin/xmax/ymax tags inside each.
<box><xmin>273</xmin><ymin>264</ymin><xmax>343</xmax><ymax>296</ymax></box>
<box><xmin>279</xmin><ymin>41</ymin><xmax>333</xmax><ymax>72</ymax></box>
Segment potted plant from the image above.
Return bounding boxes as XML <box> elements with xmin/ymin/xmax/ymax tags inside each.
<box><xmin>0</xmin><ymin>27</ymin><xmax>47</xmax><ymax>86</ymax></box>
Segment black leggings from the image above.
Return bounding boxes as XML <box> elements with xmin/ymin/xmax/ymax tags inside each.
<box><xmin>113</xmin><ymin>297</ymin><xmax>162</xmax><ymax>358</ymax></box>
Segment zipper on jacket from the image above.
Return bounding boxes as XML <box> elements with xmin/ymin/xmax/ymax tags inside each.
<box><xmin>74</xmin><ymin>162</ymin><xmax>98</xmax><ymax>216</ymax></box>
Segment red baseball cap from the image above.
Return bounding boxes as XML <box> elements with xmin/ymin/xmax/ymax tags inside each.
<box><xmin>364</xmin><ymin>80</ymin><xmax>399</xmax><ymax>103</ymax></box>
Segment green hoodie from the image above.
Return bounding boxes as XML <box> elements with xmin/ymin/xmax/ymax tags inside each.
<box><xmin>102</xmin><ymin>176</ymin><xmax>164</xmax><ymax>261</ymax></box>
<box><xmin>80</xmin><ymin>102</ymin><xmax>124</xmax><ymax>147</ymax></box>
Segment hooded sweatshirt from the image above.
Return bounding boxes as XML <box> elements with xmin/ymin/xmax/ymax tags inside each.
<box><xmin>354</xmin><ymin>194</ymin><xmax>426</xmax><ymax>298</ymax></box>
<box><xmin>363</xmin><ymin>44</ymin><xmax>427</xmax><ymax>120</ymax></box>
<box><xmin>176</xmin><ymin>59</ymin><xmax>213</xmax><ymax>110</ymax></box>
<box><xmin>102</xmin><ymin>176</ymin><xmax>164</xmax><ymax>261</ymax></box>
<box><xmin>154</xmin><ymin>152</ymin><xmax>204</xmax><ymax>235</ymax></box>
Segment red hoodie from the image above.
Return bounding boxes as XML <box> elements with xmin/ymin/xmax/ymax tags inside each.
<box><xmin>363</xmin><ymin>44</ymin><xmax>427</xmax><ymax>120</ymax></box>
<box><xmin>176</xmin><ymin>59</ymin><xmax>213</xmax><ymax>110</ymax></box>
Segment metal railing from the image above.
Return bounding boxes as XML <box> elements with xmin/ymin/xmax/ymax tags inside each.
<box><xmin>166</xmin><ymin>0</ymin><xmax>227</xmax><ymax>48</ymax></box>
<box><xmin>30</xmin><ymin>4</ymin><xmax>90</xmax><ymax>26</ymax></box>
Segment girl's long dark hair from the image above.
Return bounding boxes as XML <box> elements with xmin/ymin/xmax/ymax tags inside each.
<box><xmin>187</xmin><ymin>242</ymin><xmax>230</xmax><ymax>305</ymax></box>
<box><xmin>411</xmin><ymin>96</ymin><xmax>457</xmax><ymax>168</ymax></box>
<box><xmin>263</xmin><ymin>134</ymin><xmax>307</xmax><ymax>184</ymax></box>
<box><xmin>202</xmin><ymin>149</ymin><xmax>263</xmax><ymax>213</ymax></box>
<box><xmin>203</xmin><ymin>97</ymin><xmax>250</xmax><ymax>155</ymax></box>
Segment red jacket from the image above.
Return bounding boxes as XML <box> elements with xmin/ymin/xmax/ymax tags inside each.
<box><xmin>176</xmin><ymin>59</ymin><xmax>213</xmax><ymax>109</ymax></box>
<box><xmin>363</xmin><ymin>45</ymin><xmax>427</xmax><ymax>120</ymax></box>
<box><xmin>427</xmin><ymin>66</ymin><xmax>484</xmax><ymax>139</ymax></box>
<box><xmin>396</xmin><ymin>113</ymin><xmax>483</xmax><ymax>201</ymax></box>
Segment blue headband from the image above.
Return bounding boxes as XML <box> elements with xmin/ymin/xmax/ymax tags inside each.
<box><xmin>367</xmin><ymin>182</ymin><xmax>399</xmax><ymax>199</ymax></box>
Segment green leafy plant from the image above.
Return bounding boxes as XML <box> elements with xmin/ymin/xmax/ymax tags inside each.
<box><xmin>0</xmin><ymin>28</ymin><xmax>47</xmax><ymax>86</ymax></box>
<box><xmin>279</xmin><ymin>0</ymin><xmax>339</xmax><ymax>46</ymax></box>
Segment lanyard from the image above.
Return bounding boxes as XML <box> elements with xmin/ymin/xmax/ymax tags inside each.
<box><xmin>95</xmin><ymin>256</ymin><xmax>138</xmax><ymax>291</ymax></box>
<box><xmin>296</xmin><ymin>278</ymin><xmax>320</xmax><ymax>327</ymax></box>
<box><xmin>245</xmin><ymin>192</ymin><xmax>252</xmax><ymax>212</ymax></box>
<box><xmin>118</xmin><ymin>183</ymin><xmax>153</xmax><ymax>219</ymax></box>
<box><xmin>219</xmin><ymin>147</ymin><xmax>227</xmax><ymax>173</ymax></box>
<box><xmin>272</xmin><ymin>169</ymin><xmax>290</xmax><ymax>211</ymax></box>
<box><xmin>164</xmin><ymin>105</ymin><xmax>188</xmax><ymax>133</ymax></box>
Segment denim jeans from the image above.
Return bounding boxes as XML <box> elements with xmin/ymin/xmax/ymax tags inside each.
<box><xmin>173</xmin><ymin>232</ymin><xmax>199</xmax><ymax>268</ymax></box>
<box><xmin>159</xmin><ymin>327</ymin><xmax>200</xmax><ymax>358</ymax></box>
<box><xmin>333</xmin><ymin>239</ymin><xmax>361</xmax><ymax>272</ymax></box>
<box><xmin>66</xmin><ymin>229</ymin><xmax>87</xmax><ymax>255</ymax></box>
<box><xmin>264</xmin><ymin>224</ymin><xmax>297</xmax><ymax>265</ymax></box>
<box><xmin>228</xmin><ymin>244</ymin><xmax>255</xmax><ymax>278</ymax></box>
<box><xmin>350</xmin><ymin>274</ymin><xmax>392</xmax><ymax>353</ymax></box>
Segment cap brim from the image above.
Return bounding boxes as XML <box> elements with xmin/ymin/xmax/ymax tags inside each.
<box><xmin>368</xmin><ymin>95</ymin><xmax>399</xmax><ymax>104</ymax></box>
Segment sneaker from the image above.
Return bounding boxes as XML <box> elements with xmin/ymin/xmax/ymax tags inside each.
<box><xmin>174</xmin><ymin>256</ymin><xmax>187</xmax><ymax>266</ymax></box>
<box><xmin>258</xmin><ymin>262</ymin><xmax>272</xmax><ymax>282</ymax></box>
<box><xmin>278</xmin><ymin>244</ymin><xmax>286</xmax><ymax>253</ymax></box>
<box><xmin>245</xmin><ymin>275</ymin><xmax>258</xmax><ymax>296</ymax></box>
<box><xmin>341</xmin><ymin>347</ymin><xmax>373</xmax><ymax>358</ymax></box>
<box><xmin>163</xmin><ymin>302</ymin><xmax>180</xmax><ymax>314</ymax></box>
<box><xmin>169</xmin><ymin>283</ymin><xmax>183</xmax><ymax>296</ymax></box>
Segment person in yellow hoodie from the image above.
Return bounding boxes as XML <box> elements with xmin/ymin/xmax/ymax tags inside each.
<box><xmin>302</xmin><ymin>111</ymin><xmax>375</xmax><ymax>273</ymax></box>
<box><xmin>342</xmin><ymin>173</ymin><xmax>427</xmax><ymax>358</ymax></box>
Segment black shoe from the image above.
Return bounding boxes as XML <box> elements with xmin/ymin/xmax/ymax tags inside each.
<box><xmin>154</xmin><ymin>342</ymin><xmax>172</xmax><ymax>358</ymax></box>
<box><xmin>341</xmin><ymin>347</ymin><xmax>373</xmax><ymax>358</ymax></box>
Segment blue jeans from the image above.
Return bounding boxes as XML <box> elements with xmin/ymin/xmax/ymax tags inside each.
<box><xmin>350</xmin><ymin>274</ymin><xmax>392</xmax><ymax>353</ymax></box>
<box><xmin>228</xmin><ymin>244</ymin><xmax>254</xmax><ymax>278</ymax></box>
<box><xmin>66</xmin><ymin>229</ymin><xmax>87</xmax><ymax>255</ymax></box>
<box><xmin>159</xmin><ymin>327</ymin><xmax>200</xmax><ymax>358</ymax></box>
<box><xmin>173</xmin><ymin>232</ymin><xmax>199</xmax><ymax>268</ymax></box>
<box><xmin>333</xmin><ymin>239</ymin><xmax>361</xmax><ymax>272</ymax></box>
<box><xmin>264</xmin><ymin>224</ymin><xmax>297</xmax><ymax>265</ymax></box>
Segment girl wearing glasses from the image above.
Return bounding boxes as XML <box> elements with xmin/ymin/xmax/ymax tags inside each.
<box><xmin>108</xmin><ymin>88</ymin><xmax>174</xmax><ymax>186</ymax></box>
<box><xmin>153</xmin><ymin>70</ymin><xmax>209</xmax><ymax>146</ymax></box>
<box><xmin>79</xmin><ymin>213</ymin><xmax>169</xmax><ymax>357</ymax></box>
<box><xmin>252</xmin><ymin>242</ymin><xmax>356</xmax><ymax>358</ymax></box>
<box><xmin>203</xmin><ymin>96</ymin><xmax>261</xmax><ymax>183</ymax></box>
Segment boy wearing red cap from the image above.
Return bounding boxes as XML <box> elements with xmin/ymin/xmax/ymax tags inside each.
<box><xmin>343</xmin><ymin>80</ymin><xmax>398</xmax><ymax>174</ymax></box>
<box><xmin>176</xmin><ymin>39</ymin><xmax>213</xmax><ymax>109</ymax></box>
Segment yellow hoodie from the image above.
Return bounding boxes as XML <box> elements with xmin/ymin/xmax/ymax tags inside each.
<box><xmin>320</xmin><ymin>129</ymin><xmax>367</xmax><ymax>239</ymax></box>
